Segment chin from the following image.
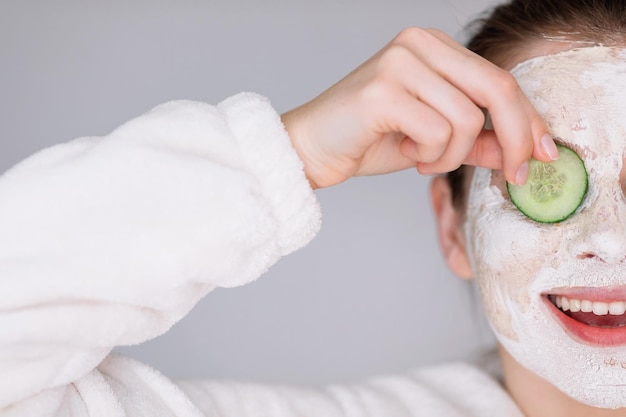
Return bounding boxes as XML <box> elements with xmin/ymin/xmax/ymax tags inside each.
<box><xmin>494</xmin><ymin>289</ymin><xmax>626</xmax><ymax>410</ymax></box>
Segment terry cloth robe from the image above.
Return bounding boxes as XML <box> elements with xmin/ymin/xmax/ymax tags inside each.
<box><xmin>0</xmin><ymin>93</ymin><xmax>524</xmax><ymax>417</ymax></box>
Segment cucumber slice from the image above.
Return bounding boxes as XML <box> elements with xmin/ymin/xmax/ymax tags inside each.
<box><xmin>506</xmin><ymin>144</ymin><xmax>588</xmax><ymax>223</ymax></box>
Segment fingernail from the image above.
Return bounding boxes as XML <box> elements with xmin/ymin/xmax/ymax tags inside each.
<box><xmin>541</xmin><ymin>133</ymin><xmax>559</xmax><ymax>160</ymax></box>
<box><xmin>417</xmin><ymin>167</ymin><xmax>436</xmax><ymax>176</ymax></box>
<box><xmin>515</xmin><ymin>161</ymin><xmax>529</xmax><ymax>185</ymax></box>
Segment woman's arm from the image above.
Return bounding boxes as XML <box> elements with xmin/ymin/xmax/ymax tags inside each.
<box><xmin>0</xmin><ymin>93</ymin><xmax>321</xmax><ymax>408</ymax></box>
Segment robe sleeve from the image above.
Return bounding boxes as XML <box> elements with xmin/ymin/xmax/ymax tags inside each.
<box><xmin>0</xmin><ymin>92</ymin><xmax>321</xmax><ymax>408</ymax></box>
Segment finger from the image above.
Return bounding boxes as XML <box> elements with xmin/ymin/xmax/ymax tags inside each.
<box><xmin>416</xmin><ymin>128</ymin><xmax>503</xmax><ymax>174</ymax></box>
<box><xmin>421</xmin><ymin>28</ymin><xmax>475</xmax><ymax>55</ymax></box>
<box><xmin>462</xmin><ymin>129</ymin><xmax>503</xmax><ymax>169</ymax></box>
<box><xmin>357</xmin><ymin>132</ymin><xmax>419</xmax><ymax>175</ymax></box>
<box><xmin>396</xmin><ymin>28</ymin><xmax>553</xmax><ymax>184</ymax></box>
<box><xmin>394</xmin><ymin>50</ymin><xmax>486</xmax><ymax>172</ymax></box>
<box><xmin>380</xmin><ymin>92</ymin><xmax>453</xmax><ymax>164</ymax></box>
<box><xmin>363</xmin><ymin>41</ymin><xmax>485</xmax><ymax>173</ymax></box>
<box><xmin>453</xmin><ymin>71</ymin><xmax>542</xmax><ymax>184</ymax></box>
<box><xmin>521</xmin><ymin>98</ymin><xmax>560</xmax><ymax>162</ymax></box>
<box><xmin>426</xmin><ymin>29</ymin><xmax>559</xmax><ymax>163</ymax></box>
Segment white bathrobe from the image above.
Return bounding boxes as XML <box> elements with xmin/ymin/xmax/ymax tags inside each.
<box><xmin>0</xmin><ymin>93</ymin><xmax>524</xmax><ymax>416</ymax></box>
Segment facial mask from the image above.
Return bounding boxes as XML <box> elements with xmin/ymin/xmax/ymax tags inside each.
<box><xmin>465</xmin><ymin>47</ymin><xmax>626</xmax><ymax>409</ymax></box>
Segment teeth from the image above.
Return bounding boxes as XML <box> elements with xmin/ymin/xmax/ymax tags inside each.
<box><xmin>593</xmin><ymin>302</ymin><xmax>609</xmax><ymax>315</ymax></box>
<box><xmin>581</xmin><ymin>300</ymin><xmax>593</xmax><ymax>313</ymax></box>
<box><xmin>554</xmin><ymin>296</ymin><xmax>626</xmax><ymax>316</ymax></box>
<box><xmin>609</xmin><ymin>302</ymin><xmax>626</xmax><ymax>315</ymax></box>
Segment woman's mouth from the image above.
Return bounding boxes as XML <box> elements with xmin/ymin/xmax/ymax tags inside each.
<box><xmin>545</xmin><ymin>292</ymin><xmax>626</xmax><ymax>346</ymax></box>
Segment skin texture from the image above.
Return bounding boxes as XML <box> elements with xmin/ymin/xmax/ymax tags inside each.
<box><xmin>434</xmin><ymin>46</ymin><xmax>626</xmax><ymax>416</ymax></box>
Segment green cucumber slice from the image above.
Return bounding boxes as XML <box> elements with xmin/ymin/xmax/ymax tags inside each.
<box><xmin>506</xmin><ymin>144</ymin><xmax>588</xmax><ymax>223</ymax></box>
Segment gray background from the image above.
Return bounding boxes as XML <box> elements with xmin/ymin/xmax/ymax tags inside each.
<box><xmin>1</xmin><ymin>0</ymin><xmax>498</xmax><ymax>385</ymax></box>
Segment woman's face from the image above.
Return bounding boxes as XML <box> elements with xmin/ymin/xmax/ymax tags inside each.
<box><xmin>465</xmin><ymin>47</ymin><xmax>626</xmax><ymax>409</ymax></box>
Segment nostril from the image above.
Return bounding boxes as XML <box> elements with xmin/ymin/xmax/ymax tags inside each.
<box><xmin>573</xmin><ymin>249</ymin><xmax>626</xmax><ymax>264</ymax></box>
<box><xmin>569</xmin><ymin>226</ymin><xmax>626</xmax><ymax>264</ymax></box>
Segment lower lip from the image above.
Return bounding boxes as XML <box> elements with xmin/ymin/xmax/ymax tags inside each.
<box><xmin>544</xmin><ymin>296</ymin><xmax>626</xmax><ymax>347</ymax></box>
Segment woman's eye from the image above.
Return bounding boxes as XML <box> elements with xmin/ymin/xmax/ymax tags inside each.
<box><xmin>506</xmin><ymin>144</ymin><xmax>588</xmax><ymax>224</ymax></box>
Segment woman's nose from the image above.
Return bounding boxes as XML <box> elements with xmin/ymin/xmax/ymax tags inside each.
<box><xmin>568</xmin><ymin>191</ymin><xmax>626</xmax><ymax>264</ymax></box>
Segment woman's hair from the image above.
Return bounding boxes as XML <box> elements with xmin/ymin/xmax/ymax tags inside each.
<box><xmin>448</xmin><ymin>0</ymin><xmax>626</xmax><ymax>209</ymax></box>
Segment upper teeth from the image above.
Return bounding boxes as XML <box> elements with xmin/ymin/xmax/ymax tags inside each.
<box><xmin>555</xmin><ymin>296</ymin><xmax>626</xmax><ymax>316</ymax></box>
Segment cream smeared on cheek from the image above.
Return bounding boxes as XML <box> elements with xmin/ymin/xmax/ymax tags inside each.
<box><xmin>465</xmin><ymin>47</ymin><xmax>626</xmax><ymax>409</ymax></box>
<box><xmin>465</xmin><ymin>167</ymin><xmax>553</xmax><ymax>339</ymax></box>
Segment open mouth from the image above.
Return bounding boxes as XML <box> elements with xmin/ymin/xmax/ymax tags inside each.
<box><xmin>545</xmin><ymin>293</ymin><xmax>626</xmax><ymax>346</ymax></box>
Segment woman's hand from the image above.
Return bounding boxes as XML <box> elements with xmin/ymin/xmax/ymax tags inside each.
<box><xmin>281</xmin><ymin>27</ymin><xmax>558</xmax><ymax>189</ymax></box>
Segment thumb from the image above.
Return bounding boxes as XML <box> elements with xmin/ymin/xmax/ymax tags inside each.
<box><xmin>462</xmin><ymin>129</ymin><xmax>503</xmax><ymax>170</ymax></box>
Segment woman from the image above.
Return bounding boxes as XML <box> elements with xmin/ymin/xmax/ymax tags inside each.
<box><xmin>1</xmin><ymin>0</ymin><xmax>625</xmax><ymax>416</ymax></box>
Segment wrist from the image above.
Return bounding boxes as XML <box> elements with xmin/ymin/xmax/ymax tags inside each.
<box><xmin>281</xmin><ymin>107</ymin><xmax>320</xmax><ymax>190</ymax></box>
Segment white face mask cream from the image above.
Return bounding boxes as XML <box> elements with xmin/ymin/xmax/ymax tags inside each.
<box><xmin>465</xmin><ymin>47</ymin><xmax>626</xmax><ymax>409</ymax></box>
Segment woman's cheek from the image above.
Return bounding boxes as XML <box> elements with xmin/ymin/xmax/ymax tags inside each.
<box><xmin>471</xmin><ymin>213</ymin><xmax>545</xmax><ymax>340</ymax></box>
<box><xmin>466</xmin><ymin>169</ymin><xmax>559</xmax><ymax>341</ymax></box>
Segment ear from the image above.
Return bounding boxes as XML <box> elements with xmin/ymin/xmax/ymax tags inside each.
<box><xmin>430</xmin><ymin>176</ymin><xmax>473</xmax><ymax>280</ymax></box>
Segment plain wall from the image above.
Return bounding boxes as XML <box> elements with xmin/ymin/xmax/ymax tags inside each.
<box><xmin>0</xmin><ymin>0</ymin><xmax>500</xmax><ymax>385</ymax></box>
